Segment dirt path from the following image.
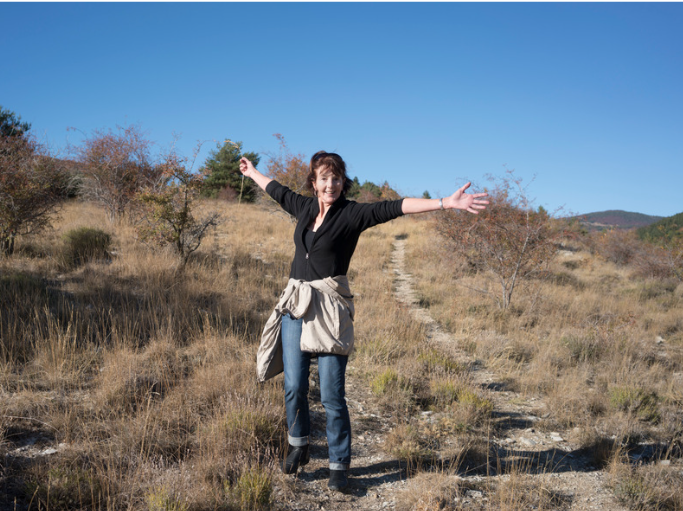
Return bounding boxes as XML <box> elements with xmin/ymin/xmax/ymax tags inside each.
<box><xmin>275</xmin><ymin>237</ymin><xmax>628</xmax><ymax>510</ymax></box>
<box><xmin>388</xmin><ymin>237</ymin><xmax>628</xmax><ymax>511</ymax></box>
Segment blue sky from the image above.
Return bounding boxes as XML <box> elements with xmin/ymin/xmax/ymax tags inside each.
<box><xmin>2</xmin><ymin>2</ymin><xmax>682</xmax><ymax>217</ymax></box>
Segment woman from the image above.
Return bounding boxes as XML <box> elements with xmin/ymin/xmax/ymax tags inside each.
<box><xmin>239</xmin><ymin>152</ymin><xmax>488</xmax><ymax>491</ymax></box>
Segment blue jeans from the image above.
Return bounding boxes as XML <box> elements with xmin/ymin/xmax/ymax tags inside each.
<box><xmin>281</xmin><ymin>314</ymin><xmax>351</xmax><ymax>470</ymax></box>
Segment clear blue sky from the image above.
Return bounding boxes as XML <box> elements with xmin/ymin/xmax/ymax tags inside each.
<box><xmin>2</xmin><ymin>2</ymin><xmax>682</xmax><ymax>217</ymax></box>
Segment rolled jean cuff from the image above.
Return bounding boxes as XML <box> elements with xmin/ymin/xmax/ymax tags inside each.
<box><xmin>329</xmin><ymin>462</ymin><xmax>349</xmax><ymax>471</ymax></box>
<box><xmin>288</xmin><ymin>434</ymin><xmax>309</xmax><ymax>448</ymax></box>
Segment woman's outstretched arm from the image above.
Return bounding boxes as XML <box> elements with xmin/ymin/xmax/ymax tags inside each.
<box><xmin>239</xmin><ymin>157</ymin><xmax>273</xmax><ymax>192</ymax></box>
<box><xmin>402</xmin><ymin>182</ymin><xmax>489</xmax><ymax>215</ymax></box>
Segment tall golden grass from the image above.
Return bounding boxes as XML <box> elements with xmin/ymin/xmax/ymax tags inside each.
<box><xmin>403</xmin><ymin>213</ymin><xmax>683</xmax><ymax>509</ymax></box>
<box><xmin>1</xmin><ymin>200</ymin><xmax>681</xmax><ymax>510</ymax></box>
<box><xmin>1</xmin><ymin>199</ymin><xmax>292</xmax><ymax>509</ymax></box>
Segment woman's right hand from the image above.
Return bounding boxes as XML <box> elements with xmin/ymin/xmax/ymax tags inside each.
<box><xmin>239</xmin><ymin>157</ymin><xmax>274</xmax><ymax>192</ymax></box>
<box><xmin>239</xmin><ymin>157</ymin><xmax>256</xmax><ymax>178</ymax></box>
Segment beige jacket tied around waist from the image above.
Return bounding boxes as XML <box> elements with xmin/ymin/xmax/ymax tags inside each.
<box><xmin>256</xmin><ymin>276</ymin><xmax>355</xmax><ymax>382</ymax></box>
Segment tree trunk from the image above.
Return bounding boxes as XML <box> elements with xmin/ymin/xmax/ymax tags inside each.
<box><xmin>0</xmin><ymin>233</ymin><xmax>15</xmax><ymax>256</ymax></box>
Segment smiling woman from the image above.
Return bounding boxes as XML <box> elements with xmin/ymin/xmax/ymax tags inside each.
<box><xmin>308</xmin><ymin>152</ymin><xmax>347</xmax><ymax>212</ymax></box>
<box><xmin>238</xmin><ymin>151</ymin><xmax>487</xmax><ymax>491</ymax></box>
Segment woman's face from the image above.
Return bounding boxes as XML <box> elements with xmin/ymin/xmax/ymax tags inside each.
<box><xmin>313</xmin><ymin>166</ymin><xmax>344</xmax><ymax>207</ymax></box>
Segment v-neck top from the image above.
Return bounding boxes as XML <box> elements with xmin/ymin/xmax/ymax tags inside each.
<box><xmin>266</xmin><ymin>180</ymin><xmax>405</xmax><ymax>281</ymax></box>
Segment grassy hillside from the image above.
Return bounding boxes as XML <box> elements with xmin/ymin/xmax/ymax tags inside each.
<box><xmin>1</xmin><ymin>200</ymin><xmax>682</xmax><ymax>510</ymax></box>
<box><xmin>574</xmin><ymin>210</ymin><xmax>663</xmax><ymax>231</ymax></box>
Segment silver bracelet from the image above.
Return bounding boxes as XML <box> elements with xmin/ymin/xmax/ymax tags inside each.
<box><xmin>439</xmin><ymin>198</ymin><xmax>444</xmax><ymax>210</ymax></box>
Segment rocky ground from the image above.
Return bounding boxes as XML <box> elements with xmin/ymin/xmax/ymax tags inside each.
<box><xmin>271</xmin><ymin>237</ymin><xmax>630</xmax><ymax>511</ymax></box>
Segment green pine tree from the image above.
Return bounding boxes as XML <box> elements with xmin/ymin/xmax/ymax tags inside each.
<box><xmin>0</xmin><ymin>106</ymin><xmax>31</xmax><ymax>138</ymax></box>
<box><xmin>202</xmin><ymin>140</ymin><xmax>260</xmax><ymax>202</ymax></box>
<box><xmin>347</xmin><ymin>176</ymin><xmax>361</xmax><ymax>198</ymax></box>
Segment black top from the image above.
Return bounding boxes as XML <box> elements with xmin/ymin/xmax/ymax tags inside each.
<box><xmin>266</xmin><ymin>180</ymin><xmax>405</xmax><ymax>281</ymax></box>
<box><xmin>303</xmin><ymin>228</ymin><xmax>315</xmax><ymax>253</ymax></box>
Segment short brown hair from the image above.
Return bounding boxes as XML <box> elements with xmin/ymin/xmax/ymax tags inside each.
<box><xmin>306</xmin><ymin>151</ymin><xmax>352</xmax><ymax>196</ymax></box>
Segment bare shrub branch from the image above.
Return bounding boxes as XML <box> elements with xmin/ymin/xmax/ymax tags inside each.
<box><xmin>134</xmin><ymin>143</ymin><xmax>220</xmax><ymax>266</ymax></box>
<box><xmin>75</xmin><ymin>124</ymin><xmax>164</xmax><ymax>222</ymax></box>
<box><xmin>437</xmin><ymin>170</ymin><xmax>561</xmax><ymax>308</ymax></box>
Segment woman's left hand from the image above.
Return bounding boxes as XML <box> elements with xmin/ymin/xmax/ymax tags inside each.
<box><xmin>444</xmin><ymin>182</ymin><xmax>489</xmax><ymax>214</ymax></box>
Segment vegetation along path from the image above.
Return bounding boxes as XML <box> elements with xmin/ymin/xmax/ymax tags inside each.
<box><xmin>389</xmin><ymin>236</ymin><xmax>628</xmax><ymax>510</ymax></box>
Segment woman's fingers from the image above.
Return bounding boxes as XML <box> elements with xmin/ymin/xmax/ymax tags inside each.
<box><xmin>239</xmin><ymin>157</ymin><xmax>251</xmax><ymax>174</ymax></box>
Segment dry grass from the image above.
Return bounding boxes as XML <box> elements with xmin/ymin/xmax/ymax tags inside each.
<box><xmin>2</xmin><ymin>201</ymin><xmax>682</xmax><ymax>509</ymax></box>
<box><xmin>402</xmin><ymin>213</ymin><xmax>683</xmax><ymax>506</ymax></box>
<box><xmin>1</xmin><ymin>199</ymin><xmax>291</xmax><ymax>509</ymax></box>
<box><xmin>609</xmin><ymin>455</ymin><xmax>683</xmax><ymax>510</ymax></box>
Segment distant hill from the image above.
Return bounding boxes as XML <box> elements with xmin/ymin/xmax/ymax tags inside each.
<box><xmin>572</xmin><ymin>210</ymin><xmax>663</xmax><ymax>231</ymax></box>
<box><xmin>637</xmin><ymin>211</ymin><xmax>683</xmax><ymax>243</ymax></box>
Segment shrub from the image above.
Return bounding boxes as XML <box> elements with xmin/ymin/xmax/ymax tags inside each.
<box><xmin>637</xmin><ymin>279</ymin><xmax>677</xmax><ymax>302</ymax></box>
<box><xmin>264</xmin><ymin>134</ymin><xmax>311</xmax><ymax>196</ymax></box>
<box><xmin>562</xmin><ymin>259</ymin><xmax>582</xmax><ymax>270</ymax></box>
<box><xmin>1</xmin><ymin>129</ymin><xmax>69</xmax><ymax>256</ymax></box>
<box><xmin>609</xmin><ymin>386</ymin><xmax>660</xmax><ymax>423</ymax></box>
<box><xmin>613</xmin><ymin>462</ymin><xmax>683</xmax><ymax>511</ymax></box>
<box><xmin>146</xmin><ymin>486</ymin><xmax>189</xmax><ymax>511</ymax></box>
<box><xmin>592</xmin><ymin>229</ymin><xmax>641</xmax><ymax>266</ymax></box>
<box><xmin>494</xmin><ymin>474</ymin><xmax>571</xmax><ymax>510</ymax></box>
<box><xmin>429</xmin><ymin>378</ymin><xmax>460</xmax><ymax>409</ymax></box>
<box><xmin>455</xmin><ymin>388</ymin><xmax>494</xmax><ymax>423</ymax></box>
<box><xmin>371</xmin><ymin>368</ymin><xmax>407</xmax><ymax>395</ymax></box>
<box><xmin>418</xmin><ymin>348</ymin><xmax>464</xmax><ymax>374</ymax></box>
<box><xmin>75</xmin><ymin>124</ymin><xmax>163</xmax><ymax>222</ymax></box>
<box><xmin>370</xmin><ymin>368</ymin><xmax>415</xmax><ymax>414</ymax></box>
<box><xmin>562</xmin><ymin>335</ymin><xmax>603</xmax><ymax>365</ymax></box>
<box><xmin>26</xmin><ymin>466</ymin><xmax>107</xmax><ymax>511</ymax></box>
<box><xmin>384</xmin><ymin>424</ymin><xmax>432</xmax><ymax>467</ymax></box>
<box><xmin>60</xmin><ymin>227</ymin><xmax>112</xmax><ymax>267</ymax></box>
<box><xmin>136</xmin><ymin>150</ymin><xmax>219</xmax><ymax>266</ymax></box>
<box><xmin>437</xmin><ymin>169</ymin><xmax>561</xmax><ymax>309</ymax></box>
<box><xmin>549</xmin><ymin>271</ymin><xmax>585</xmax><ymax>290</ymax></box>
<box><xmin>225</xmin><ymin>467</ymin><xmax>272</xmax><ymax>510</ymax></box>
<box><xmin>221</xmin><ymin>409</ymin><xmax>281</xmax><ymax>451</ymax></box>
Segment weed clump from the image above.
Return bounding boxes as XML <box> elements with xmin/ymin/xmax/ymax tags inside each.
<box><xmin>146</xmin><ymin>486</ymin><xmax>189</xmax><ymax>511</ymax></box>
<box><xmin>493</xmin><ymin>473</ymin><xmax>572</xmax><ymax>510</ymax></box>
<box><xmin>418</xmin><ymin>348</ymin><xmax>464</xmax><ymax>374</ymax></box>
<box><xmin>609</xmin><ymin>386</ymin><xmax>660</xmax><ymax>423</ymax></box>
<box><xmin>610</xmin><ymin>459</ymin><xmax>683</xmax><ymax>510</ymax></box>
<box><xmin>429</xmin><ymin>378</ymin><xmax>460</xmax><ymax>408</ymax></box>
<box><xmin>220</xmin><ymin>409</ymin><xmax>282</xmax><ymax>451</ymax></box>
<box><xmin>60</xmin><ymin>226</ymin><xmax>112</xmax><ymax>267</ymax></box>
<box><xmin>25</xmin><ymin>465</ymin><xmax>108</xmax><ymax>511</ymax></box>
<box><xmin>385</xmin><ymin>424</ymin><xmax>433</xmax><ymax>468</ymax></box>
<box><xmin>371</xmin><ymin>368</ymin><xmax>406</xmax><ymax>395</ymax></box>
<box><xmin>456</xmin><ymin>389</ymin><xmax>494</xmax><ymax>421</ymax></box>
<box><xmin>562</xmin><ymin>334</ymin><xmax>603</xmax><ymax>365</ymax></box>
<box><xmin>225</xmin><ymin>466</ymin><xmax>273</xmax><ymax>511</ymax></box>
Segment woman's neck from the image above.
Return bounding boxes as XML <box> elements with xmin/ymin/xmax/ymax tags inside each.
<box><xmin>318</xmin><ymin>199</ymin><xmax>332</xmax><ymax>218</ymax></box>
<box><xmin>310</xmin><ymin>198</ymin><xmax>333</xmax><ymax>231</ymax></box>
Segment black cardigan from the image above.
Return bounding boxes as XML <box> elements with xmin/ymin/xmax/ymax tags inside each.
<box><xmin>266</xmin><ymin>181</ymin><xmax>405</xmax><ymax>281</ymax></box>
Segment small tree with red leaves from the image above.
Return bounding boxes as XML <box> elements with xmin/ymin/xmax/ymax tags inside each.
<box><xmin>265</xmin><ymin>134</ymin><xmax>311</xmax><ymax>196</ymax></box>
<box><xmin>0</xmin><ymin>112</ymin><xmax>68</xmax><ymax>256</ymax></box>
<box><xmin>437</xmin><ymin>170</ymin><xmax>560</xmax><ymax>309</ymax></box>
<box><xmin>76</xmin><ymin>125</ymin><xmax>164</xmax><ymax>222</ymax></box>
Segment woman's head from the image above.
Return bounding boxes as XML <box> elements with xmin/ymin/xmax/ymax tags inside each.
<box><xmin>306</xmin><ymin>151</ymin><xmax>352</xmax><ymax>197</ymax></box>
